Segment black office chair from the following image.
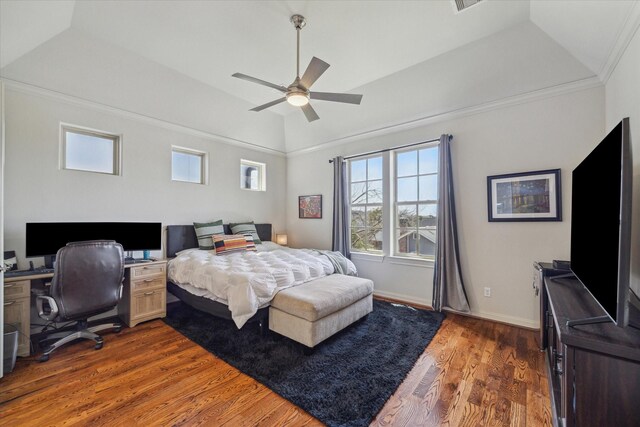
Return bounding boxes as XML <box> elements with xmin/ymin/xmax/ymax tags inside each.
<box><xmin>36</xmin><ymin>240</ymin><xmax>125</xmax><ymax>362</ymax></box>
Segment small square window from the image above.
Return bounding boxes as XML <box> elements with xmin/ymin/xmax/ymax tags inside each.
<box><xmin>172</xmin><ymin>147</ymin><xmax>207</xmax><ymax>184</ymax></box>
<box><xmin>240</xmin><ymin>159</ymin><xmax>266</xmax><ymax>191</ymax></box>
<box><xmin>61</xmin><ymin>125</ymin><xmax>120</xmax><ymax>175</ymax></box>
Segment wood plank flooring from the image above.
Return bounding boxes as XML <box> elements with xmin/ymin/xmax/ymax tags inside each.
<box><xmin>0</xmin><ymin>312</ymin><xmax>551</xmax><ymax>426</ymax></box>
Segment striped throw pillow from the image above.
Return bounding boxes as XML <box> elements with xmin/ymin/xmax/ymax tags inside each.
<box><xmin>229</xmin><ymin>222</ymin><xmax>262</xmax><ymax>244</ymax></box>
<box><xmin>213</xmin><ymin>234</ymin><xmax>257</xmax><ymax>255</ymax></box>
<box><xmin>193</xmin><ymin>220</ymin><xmax>224</xmax><ymax>250</ymax></box>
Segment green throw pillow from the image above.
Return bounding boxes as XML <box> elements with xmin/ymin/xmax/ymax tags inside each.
<box><xmin>229</xmin><ymin>222</ymin><xmax>262</xmax><ymax>244</ymax></box>
<box><xmin>193</xmin><ymin>220</ymin><xmax>224</xmax><ymax>250</ymax></box>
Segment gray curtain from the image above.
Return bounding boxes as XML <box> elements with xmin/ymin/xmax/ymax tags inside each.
<box><xmin>331</xmin><ymin>156</ymin><xmax>351</xmax><ymax>258</ymax></box>
<box><xmin>433</xmin><ymin>135</ymin><xmax>470</xmax><ymax>312</ymax></box>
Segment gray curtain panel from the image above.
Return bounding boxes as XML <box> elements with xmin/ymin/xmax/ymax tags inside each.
<box><xmin>331</xmin><ymin>156</ymin><xmax>351</xmax><ymax>258</ymax></box>
<box><xmin>432</xmin><ymin>135</ymin><xmax>470</xmax><ymax>312</ymax></box>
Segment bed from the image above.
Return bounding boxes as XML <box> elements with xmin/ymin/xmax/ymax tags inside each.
<box><xmin>166</xmin><ymin>223</ymin><xmax>356</xmax><ymax>331</ymax></box>
<box><xmin>166</xmin><ymin>224</ymin><xmax>274</xmax><ymax>333</ymax></box>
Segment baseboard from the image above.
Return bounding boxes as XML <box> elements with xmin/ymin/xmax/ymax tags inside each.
<box><xmin>373</xmin><ymin>290</ymin><xmax>539</xmax><ymax>330</ymax></box>
<box><xmin>373</xmin><ymin>294</ymin><xmax>433</xmax><ymax>311</ymax></box>
<box><xmin>461</xmin><ymin>310</ymin><xmax>539</xmax><ymax>330</ymax></box>
<box><xmin>373</xmin><ymin>290</ymin><xmax>432</xmax><ymax>308</ymax></box>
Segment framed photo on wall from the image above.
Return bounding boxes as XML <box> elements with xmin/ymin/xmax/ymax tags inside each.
<box><xmin>487</xmin><ymin>169</ymin><xmax>561</xmax><ymax>222</ymax></box>
<box><xmin>299</xmin><ymin>195</ymin><xmax>322</xmax><ymax>219</ymax></box>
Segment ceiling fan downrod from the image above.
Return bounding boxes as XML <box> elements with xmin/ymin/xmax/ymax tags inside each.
<box><xmin>291</xmin><ymin>14</ymin><xmax>306</xmax><ymax>78</ymax></box>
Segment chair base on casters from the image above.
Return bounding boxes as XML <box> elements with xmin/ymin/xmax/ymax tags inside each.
<box><xmin>38</xmin><ymin>320</ymin><xmax>122</xmax><ymax>362</ymax></box>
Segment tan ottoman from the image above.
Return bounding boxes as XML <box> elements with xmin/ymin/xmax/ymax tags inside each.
<box><xmin>269</xmin><ymin>274</ymin><xmax>374</xmax><ymax>351</ymax></box>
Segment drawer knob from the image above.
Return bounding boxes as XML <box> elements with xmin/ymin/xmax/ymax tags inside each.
<box><xmin>143</xmin><ymin>279</ymin><xmax>154</xmax><ymax>283</ymax></box>
<box><xmin>144</xmin><ymin>291</ymin><xmax>155</xmax><ymax>296</ymax></box>
<box><xmin>4</xmin><ymin>301</ymin><xmax>15</xmax><ymax>306</ymax></box>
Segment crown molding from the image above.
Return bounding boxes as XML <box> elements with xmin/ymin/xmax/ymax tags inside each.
<box><xmin>286</xmin><ymin>76</ymin><xmax>603</xmax><ymax>158</ymax></box>
<box><xmin>599</xmin><ymin>1</ymin><xmax>640</xmax><ymax>84</ymax></box>
<box><xmin>0</xmin><ymin>78</ymin><xmax>287</xmax><ymax>157</ymax></box>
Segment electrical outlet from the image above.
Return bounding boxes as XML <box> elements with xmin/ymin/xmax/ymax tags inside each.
<box><xmin>483</xmin><ymin>287</ymin><xmax>491</xmax><ymax>297</ymax></box>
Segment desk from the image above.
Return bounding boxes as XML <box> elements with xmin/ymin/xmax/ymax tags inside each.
<box><xmin>3</xmin><ymin>260</ymin><xmax>167</xmax><ymax>356</ymax></box>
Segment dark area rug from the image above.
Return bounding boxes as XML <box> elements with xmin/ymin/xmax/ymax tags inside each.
<box><xmin>163</xmin><ymin>299</ymin><xmax>444</xmax><ymax>427</ymax></box>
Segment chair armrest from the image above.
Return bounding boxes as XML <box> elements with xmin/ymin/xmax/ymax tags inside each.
<box><xmin>36</xmin><ymin>295</ymin><xmax>59</xmax><ymax>321</ymax></box>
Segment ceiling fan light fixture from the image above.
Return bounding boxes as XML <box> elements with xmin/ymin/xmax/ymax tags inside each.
<box><xmin>286</xmin><ymin>92</ymin><xmax>309</xmax><ymax>106</ymax></box>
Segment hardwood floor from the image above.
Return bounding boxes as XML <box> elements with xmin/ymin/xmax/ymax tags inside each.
<box><xmin>0</xmin><ymin>313</ymin><xmax>551</xmax><ymax>426</ymax></box>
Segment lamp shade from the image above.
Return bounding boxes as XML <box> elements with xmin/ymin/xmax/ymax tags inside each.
<box><xmin>275</xmin><ymin>234</ymin><xmax>288</xmax><ymax>246</ymax></box>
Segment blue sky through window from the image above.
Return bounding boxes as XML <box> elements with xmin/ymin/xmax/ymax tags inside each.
<box><xmin>65</xmin><ymin>132</ymin><xmax>114</xmax><ymax>174</ymax></box>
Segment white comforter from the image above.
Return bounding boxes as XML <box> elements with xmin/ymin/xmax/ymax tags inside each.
<box><xmin>168</xmin><ymin>245</ymin><xmax>357</xmax><ymax>328</ymax></box>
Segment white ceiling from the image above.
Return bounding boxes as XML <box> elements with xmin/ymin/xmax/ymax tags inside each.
<box><xmin>530</xmin><ymin>0</ymin><xmax>636</xmax><ymax>77</ymax></box>
<box><xmin>0</xmin><ymin>0</ymin><xmax>75</xmax><ymax>68</ymax></box>
<box><xmin>0</xmin><ymin>0</ymin><xmax>637</xmax><ymax>115</ymax></box>
<box><xmin>69</xmin><ymin>0</ymin><xmax>531</xmax><ymax>112</ymax></box>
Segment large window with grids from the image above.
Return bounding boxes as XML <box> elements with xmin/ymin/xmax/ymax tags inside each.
<box><xmin>349</xmin><ymin>156</ymin><xmax>383</xmax><ymax>253</ymax></box>
<box><xmin>395</xmin><ymin>146</ymin><xmax>439</xmax><ymax>258</ymax></box>
<box><xmin>347</xmin><ymin>141</ymin><xmax>439</xmax><ymax>260</ymax></box>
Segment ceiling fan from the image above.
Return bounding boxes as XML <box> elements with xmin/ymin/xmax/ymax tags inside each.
<box><xmin>232</xmin><ymin>14</ymin><xmax>363</xmax><ymax>122</ymax></box>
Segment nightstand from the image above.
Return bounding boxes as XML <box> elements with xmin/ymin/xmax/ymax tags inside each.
<box><xmin>118</xmin><ymin>260</ymin><xmax>167</xmax><ymax>327</ymax></box>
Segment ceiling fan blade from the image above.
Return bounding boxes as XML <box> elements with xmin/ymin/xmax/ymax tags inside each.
<box><xmin>232</xmin><ymin>73</ymin><xmax>287</xmax><ymax>92</ymax></box>
<box><xmin>301</xmin><ymin>103</ymin><xmax>320</xmax><ymax>122</ymax></box>
<box><xmin>250</xmin><ymin>97</ymin><xmax>287</xmax><ymax>112</ymax></box>
<box><xmin>310</xmin><ymin>92</ymin><xmax>363</xmax><ymax>105</ymax></box>
<box><xmin>300</xmin><ymin>57</ymin><xmax>330</xmax><ymax>89</ymax></box>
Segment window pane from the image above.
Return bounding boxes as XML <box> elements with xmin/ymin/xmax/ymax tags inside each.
<box><xmin>351</xmin><ymin>182</ymin><xmax>367</xmax><ymax>204</ymax></box>
<box><xmin>397</xmin><ymin>150</ymin><xmax>417</xmax><ymax>177</ymax></box>
<box><xmin>397</xmin><ymin>176</ymin><xmax>418</xmax><ymax>202</ymax></box>
<box><xmin>419</xmin><ymin>204</ymin><xmax>438</xmax><ymax>227</ymax></box>
<box><xmin>419</xmin><ymin>148</ymin><xmax>438</xmax><ymax>174</ymax></box>
<box><xmin>351</xmin><ymin>227</ymin><xmax>369</xmax><ymax>251</ymax></box>
<box><xmin>396</xmin><ymin>229</ymin><xmax>417</xmax><ymax>255</ymax></box>
<box><xmin>350</xmin><ymin>159</ymin><xmax>367</xmax><ymax>182</ymax></box>
<box><xmin>367</xmin><ymin>180</ymin><xmax>383</xmax><ymax>203</ymax></box>
<box><xmin>241</xmin><ymin>164</ymin><xmax>258</xmax><ymax>189</ymax></box>
<box><xmin>368</xmin><ymin>157</ymin><xmax>382</xmax><ymax>180</ymax></box>
<box><xmin>173</xmin><ymin>151</ymin><xmax>203</xmax><ymax>183</ymax></box>
<box><xmin>351</xmin><ymin>207</ymin><xmax>365</xmax><ymax>227</ymax></box>
<box><xmin>366</xmin><ymin>206</ymin><xmax>383</xmax><ymax>229</ymax></box>
<box><xmin>397</xmin><ymin>205</ymin><xmax>418</xmax><ymax>228</ymax></box>
<box><xmin>419</xmin><ymin>175</ymin><xmax>438</xmax><ymax>201</ymax></box>
<box><xmin>65</xmin><ymin>132</ymin><xmax>114</xmax><ymax>174</ymax></box>
<box><xmin>417</xmin><ymin>228</ymin><xmax>436</xmax><ymax>256</ymax></box>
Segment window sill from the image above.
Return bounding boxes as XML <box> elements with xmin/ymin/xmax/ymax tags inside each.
<box><xmin>350</xmin><ymin>252</ymin><xmax>385</xmax><ymax>263</ymax></box>
<box><xmin>387</xmin><ymin>256</ymin><xmax>435</xmax><ymax>268</ymax></box>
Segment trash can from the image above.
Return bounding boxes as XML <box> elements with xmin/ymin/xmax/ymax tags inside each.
<box><xmin>3</xmin><ymin>324</ymin><xmax>19</xmax><ymax>374</ymax></box>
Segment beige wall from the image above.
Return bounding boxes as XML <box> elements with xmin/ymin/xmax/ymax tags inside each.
<box><xmin>286</xmin><ymin>86</ymin><xmax>605</xmax><ymax>327</ymax></box>
<box><xmin>606</xmin><ymin>27</ymin><xmax>640</xmax><ymax>297</ymax></box>
<box><xmin>4</xmin><ymin>88</ymin><xmax>287</xmax><ymax>268</ymax></box>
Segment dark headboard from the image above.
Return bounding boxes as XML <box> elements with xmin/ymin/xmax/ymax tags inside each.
<box><xmin>166</xmin><ymin>224</ymin><xmax>272</xmax><ymax>258</ymax></box>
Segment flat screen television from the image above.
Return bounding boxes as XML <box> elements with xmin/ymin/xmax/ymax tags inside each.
<box><xmin>570</xmin><ymin>118</ymin><xmax>634</xmax><ymax>327</ymax></box>
<box><xmin>26</xmin><ymin>222</ymin><xmax>162</xmax><ymax>264</ymax></box>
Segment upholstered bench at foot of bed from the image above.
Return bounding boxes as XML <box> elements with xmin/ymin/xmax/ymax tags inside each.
<box><xmin>269</xmin><ymin>274</ymin><xmax>374</xmax><ymax>351</ymax></box>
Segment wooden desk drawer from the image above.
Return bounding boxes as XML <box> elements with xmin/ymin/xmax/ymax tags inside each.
<box><xmin>4</xmin><ymin>280</ymin><xmax>30</xmax><ymax>299</ymax></box>
<box><xmin>130</xmin><ymin>263</ymin><xmax>166</xmax><ymax>279</ymax></box>
<box><xmin>132</xmin><ymin>276</ymin><xmax>165</xmax><ymax>292</ymax></box>
<box><xmin>130</xmin><ymin>289</ymin><xmax>166</xmax><ymax>321</ymax></box>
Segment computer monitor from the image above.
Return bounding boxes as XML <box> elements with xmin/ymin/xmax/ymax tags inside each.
<box><xmin>26</xmin><ymin>222</ymin><xmax>162</xmax><ymax>267</ymax></box>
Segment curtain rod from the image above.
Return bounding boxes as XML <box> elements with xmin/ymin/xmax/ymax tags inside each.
<box><xmin>328</xmin><ymin>136</ymin><xmax>447</xmax><ymax>163</ymax></box>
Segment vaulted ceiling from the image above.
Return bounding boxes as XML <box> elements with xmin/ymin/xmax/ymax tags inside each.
<box><xmin>2</xmin><ymin>1</ymin><xmax>636</xmax><ymax>106</ymax></box>
<box><xmin>1</xmin><ymin>1</ymin><xmax>638</xmax><ymax>152</ymax></box>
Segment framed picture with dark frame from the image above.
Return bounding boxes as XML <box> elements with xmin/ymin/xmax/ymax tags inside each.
<box><xmin>487</xmin><ymin>169</ymin><xmax>561</xmax><ymax>222</ymax></box>
<box><xmin>299</xmin><ymin>195</ymin><xmax>322</xmax><ymax>219</ymax></box>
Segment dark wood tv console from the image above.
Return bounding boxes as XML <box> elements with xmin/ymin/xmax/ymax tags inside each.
<box><xmin>542</xmin><ymin>276</ymin><xmax>640</xmax><ymax>427</ymax></box>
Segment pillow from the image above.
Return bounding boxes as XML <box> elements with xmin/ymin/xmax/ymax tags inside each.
<box><xmin>229</xmin><ymin>222</ymin><xmax>262</xmax><ymax>244</ymax></box>
<box><xmin>213</xmin><ymin>234</ymin><xmax>257</xmax><ymax>255</ymax></box>
<box><xmin>193</xmin><ymin>220</ymin><xmax>224</xmax><ymax>250</ymax></box>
